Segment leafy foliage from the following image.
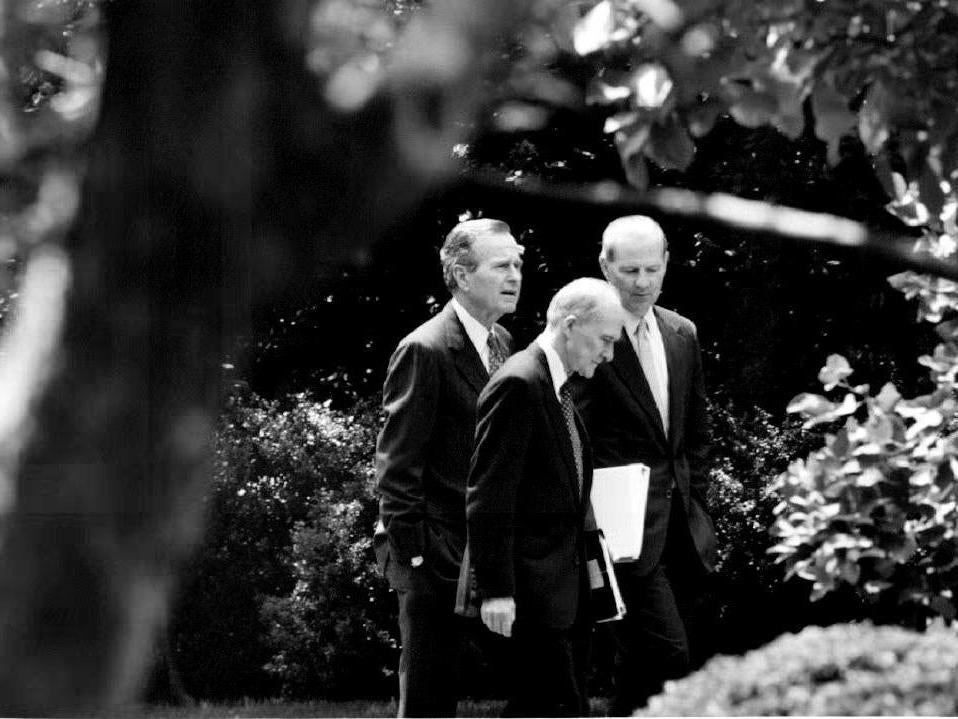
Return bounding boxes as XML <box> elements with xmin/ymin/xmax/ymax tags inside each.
<box><xmin>171</xmin><ymin>391</ymin><xmax>395</xmax><ymax>699</ymax></box>
<box><xmin>639</xmin><ymin>621</ymin><xmax>958</xmax><ymax>716</ymax></box>
<box><xmin>772</xmin><ymin>344</ymin><xmax>958</xmax><ymax>624</ymax></box>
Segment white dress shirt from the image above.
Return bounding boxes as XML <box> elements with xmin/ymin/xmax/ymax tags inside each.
<box><xmin>451</xmin><ymin>297</ymin><xmax>493</xmax><ymax>371</ymax></box>
<box><xmin>535</xmin><ymin>331</ymin><xmax>568</xmax><ymax>402</ymax></box>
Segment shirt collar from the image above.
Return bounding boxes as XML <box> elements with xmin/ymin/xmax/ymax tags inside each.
<box><xmin>535</xmin><ymin>330</ymin><xmax>568</xmax><ymax>400</ymax></box>
<box><xmin>625</xmin><ymin>307</ymin><xmax>659</xmax><ymax>338</ymax></box>
<box><xmin>451</xmin><ymin>297</ymin><xmax>491</xmax><ymax>356</ymax></box>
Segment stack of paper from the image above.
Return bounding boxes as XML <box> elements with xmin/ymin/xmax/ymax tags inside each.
<box><xmin>590</xmin><ymin>463</ymin><xmax>650</xmax><ymax>562</ymax></box>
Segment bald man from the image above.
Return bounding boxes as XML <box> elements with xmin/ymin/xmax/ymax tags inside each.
<box><xmin>577</xmin><ymin>216</ymin><xmax>717</xmax><ymax>715</ymax></box>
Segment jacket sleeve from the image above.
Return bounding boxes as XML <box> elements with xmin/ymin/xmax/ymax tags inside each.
<box><xmin>374</xmin><ymin>339</ymin><xmax>439</xmax><ymax>564</ymax></box>
<box><xmin>466</xmin><ymin>372</ymin><xmax>533</xmax><ymax>600</ymax></box>
<box><xmin>685</xmin><ymin>323</ymin><xmax>711</xmax><ymax>508</ymax></box>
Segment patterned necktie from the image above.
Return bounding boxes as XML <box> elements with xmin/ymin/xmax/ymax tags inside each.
<box><xmin>559</xmin><ymin>380</ymin><xmax>583</xmax><ymax>494</ymax></box>
<box><xmin>636</xmin><ymin>317</ymin><xmax>669</xmax><ymax>434</ymax></box>
<box><xmin>487</xmin><ymin>330</ymin><xmax>506</xmax><ymax>376</ymax></box>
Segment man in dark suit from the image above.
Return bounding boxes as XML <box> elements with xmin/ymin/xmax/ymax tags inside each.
<box><xmin>463</xmin><ymin>278</ymin><xmax>624</xmax><ymax>717</ymax></box>
<box><xmin>374</xmin><ymin>218</ymin><xmax>524</xmax><ymax>717</ymax></box>
<box><xmin>578</xmin><ymin>215</ymin><xmax>717</xmax><ymax>715</ymax></box>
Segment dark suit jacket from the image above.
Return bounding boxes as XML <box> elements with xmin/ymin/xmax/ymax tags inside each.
<box><xmin>462</xmin><ymin>342</ymin><xmax>592</xmax><ymax>630</ymax></box>
<box><xmin>375</xmin><ymin>301</ymin><xmax>512</xmax><ymax>587</ymax></box>
<box><xmin>578</xmin><ymin>305</ymin><xmax>716</xmax><ymax>576</ymax></box>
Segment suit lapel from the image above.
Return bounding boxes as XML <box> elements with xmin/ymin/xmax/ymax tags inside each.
<box><xmin>442</xmin><ymin>303</ymin><xmax>488</xmax><ymax>395</ymax></box>
<box><xmin>656</xmin><ymin>307</ymin><xmax>687</xmax><ymax>450</ymax></box>
<box><xmin>532</xmin><ymin>345</ymin><xmax>581</xmax><ymax>507</ymax></box>
<box><xmin>609</xmin><ymin>328</ymin><xmax>668</xmax><ymax>444</ymax></box>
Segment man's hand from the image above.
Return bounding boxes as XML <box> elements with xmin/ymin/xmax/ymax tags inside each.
<box><xmin>480</xmin><ymin>596</ymin><xmax>515</xmax><ymax>637</ymax></box>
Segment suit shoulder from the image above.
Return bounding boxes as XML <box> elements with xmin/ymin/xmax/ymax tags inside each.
<box><xmin>657</xmin><ymin>306</ymin><xmax>698</xmax><ymax>337</ymax></box>
<box><xmin>396</xmin><ymin>311</ymin><xmax>449</xmax><ymax>353</ymax></box>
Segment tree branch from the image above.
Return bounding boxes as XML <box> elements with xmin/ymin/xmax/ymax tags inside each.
<box><xmin>463</xmin><ymin>169</ymin><xmax>956</xmax><ymax>281</ymax></box>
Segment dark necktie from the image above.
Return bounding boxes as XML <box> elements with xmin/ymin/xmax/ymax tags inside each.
<box><xmin>487</xmin><ymin>330</ymin><xmax>506</xmax><ymax>376</ymax></box>
<box><xmin>559</xmin><ymin>380</ymin><xmax>583</xmax><ymax>494</ymax></box>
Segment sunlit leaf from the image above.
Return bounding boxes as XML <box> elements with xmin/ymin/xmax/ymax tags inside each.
<box><xmin>818</xmin><ymin>354</ymin><xmax>853</xmax><ymax>390</ymax></box>
<box><xmin>586</xmin><ymin>78</ymin><xmax>632</xmax><ymax>106</ymax></box>
<box><xmin>787</xmin><ymin>392</ymin><xmax>834</xmax><ymax>417</ymax></box>
<box><xmin>573</xmin><ymin>0</ymin><xmax>615</xmax><ymax>56</ymax></box>
<box><xmin>858</xmin><ymin>82</ymin><xmax>891</xmax><ymax>153</ymax></box>
<box><xmin>630</xmin><ymin>63</ymin><xmax>674</xmax><ymax>110</ymax></box>
<box><xmin>875</xmin><ymin>382</ymin><xmax>901</xmax><ymax>412</ymax></box>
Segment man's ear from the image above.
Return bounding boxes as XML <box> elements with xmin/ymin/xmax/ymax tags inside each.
<box><xmin>452</xmin><ymin>264</ymin><xmax>470</xmax><ymax>290</ymax></box>
<box><xmin>598</xmin><ymin>255</ymin><xmax>611</xmax><ymax>281</ymax></box>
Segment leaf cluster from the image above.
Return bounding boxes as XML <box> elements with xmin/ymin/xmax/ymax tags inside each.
<box><xmin>638</xmin><ymin>621</ymin><xmax>958</xmax><ymax>716</ymax></box>
<box><xmin>772</xmin><ymin>345</ymin><xmax>958</xmax><ymax>623</ymax></box>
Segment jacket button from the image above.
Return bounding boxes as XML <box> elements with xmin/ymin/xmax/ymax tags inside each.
<box><xmin>665</xmin><ymin>488</ymin><xmax>673</xmax><ymax>499</ymax></box>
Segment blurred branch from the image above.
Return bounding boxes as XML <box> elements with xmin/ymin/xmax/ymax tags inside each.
<box><xmin>464</xmin><ymin>169</ymin><xmax>957</xmax><ymax>280</ymax></box>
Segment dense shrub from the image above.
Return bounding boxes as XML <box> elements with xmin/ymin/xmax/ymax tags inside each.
<box><xmin>639</xmin><ymin>622</ymin><xmax>958</xmax><ymax>716</ymax></box>
<box><xmin>170</xmin><ymin>391</ymin><xmax>395</xmax><ymax>699</ymax></box>
<box><xmin>704</xmin><ymin>400</ymin><xmax>848</xmax><ymax>654</ymax></box>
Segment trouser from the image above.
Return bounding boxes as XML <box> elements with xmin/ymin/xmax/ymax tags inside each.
<box><xmin>503</xmin><ymin>597</ymin><xmax>592</xmax><ymax>718</ymax></box>
<box><xmin>395</xmin><ymin>570</ymin><xmax>462</xmax><ymax>717</ymax></box>
<box><xmin>607</xmin><ymin>501</ymin><xmax>712</xmax><ymax>716</ymax></box>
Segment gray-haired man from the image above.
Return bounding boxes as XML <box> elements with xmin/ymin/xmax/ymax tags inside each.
<box><xmin>375</xmin><ymin>218</ymin><xmax>523</xmax><ymax>716</ymax></box>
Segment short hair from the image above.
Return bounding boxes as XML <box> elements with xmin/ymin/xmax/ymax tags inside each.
<box><xmin>439</xmin><ymin>218</ymin><xmax>513</xmax><ymax>293</ymax></box>
<box><xmin>546</xmin><ymin>278</ymin><xmax>621</xmax><ymax>330</ymax></box>
<box><xmin>600</xmin><ymin>215</ymin><xmax>669</xmax><ymax>263</ymax></box>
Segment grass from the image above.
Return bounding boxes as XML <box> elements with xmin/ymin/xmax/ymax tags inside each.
<box><xmin>119</xmin><ymin>697</ymin><xmax>609</xmax><ymax>717</ymax></box>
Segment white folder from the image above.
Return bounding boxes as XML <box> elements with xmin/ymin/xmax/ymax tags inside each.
<box><xmin>590</xmin><ymin>463</ymin><xmax>649</xmax><ymax>562</ymax></box>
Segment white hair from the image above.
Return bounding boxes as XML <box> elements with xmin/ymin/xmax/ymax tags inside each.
<box><xmin>546</xmin><ymin>277</ymin><xmax>620</xmax><ymax>329</ymax></box>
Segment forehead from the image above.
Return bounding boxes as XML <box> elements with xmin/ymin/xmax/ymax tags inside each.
<box><xmin>473</xmin><ymin>232</ymin><xmax>523</xmax><ymax>261</ymax></box>
<box><xmin>579</xmin><ymin>306</ymin><xmax>623</xmax><ymax>337</ymax></box>
<box><xmin>608</xmin><ymin>233</ymin><xmax>666</xmax><ymax>265</ymax></box>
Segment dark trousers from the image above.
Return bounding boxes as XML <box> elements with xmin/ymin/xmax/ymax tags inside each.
<box><xmin>395</xmin><ymin>570</ymin><xmax>463</xmax><ymax>717</ymax></box>
<box><xmin>607</xmin><ymin>501</ymin><xmax>712</xmax><ymax>716</ymax></box>
<box><xmin>503</xmin><ymin>598</ymin><xmax>591</xmax><ymax>718</ymax></box>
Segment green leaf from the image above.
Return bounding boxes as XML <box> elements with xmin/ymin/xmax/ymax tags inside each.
<box><xmin>686</xmin><ymin>98</ymin><xmax>725</xmax><ymax>138</ymax></box>
<box><xmin>787</xmin><ymin>393</ymin><xmax>834</xmax><ymax>417</ymax></box>
<box><xmin>818</xmin><ymin>354</ymin><xmax>853</xmax><ymax>390</ymax></box>
<box><xmin>573</xmin><ymin>0</ymin><xmax>615</xmax><ymax>56</ymax></box>
<box><xmin>935</xmin><ymin>318</ymin><xmax>958</xmax><ymax>341</ymax></box>
<box><xmin>875</xmin><ymin>382</ymin><xmax>901</xmax><ymax>412</ymax></box>
<box><xmin>930</xmin><ymin>596</ymin><xmax>956</xmax><ymax>621</ymax></box>
<box><xmin>644</xmin><ymin>115</ymin><xmax>695</xmax><ymax>170</ymax></box>
<box><xmin>858</xmin><ymin>82</ymin><xmax>891</xmax><ymax>153</ymax></box>
<box><xmin>728</xmin><ymin>88</ymin><xmax>778</xmax><ymax>128</ymax></box>
<box><xmin>811</xmin><ymin>83</ymin><xmax>856</xmax><ymax>166</ymax></box>
<box><xmin>586</xmin><ymin>77</ymin><xmax>632</xmax><ymax>106</ymax></box>
<box><xmin>621</xmin><ymin>150</ymin><xmax>649</xmax><ymax>192</ymax></box>
<box><xmin>630</xmin><ymin>63</ymin><xmax>674</xmax><ymax>110</ymax></box>
<box><xmin>918</xmin><ymin>162</ymin><xmax>947</xmax><ymax>222</ymax></box>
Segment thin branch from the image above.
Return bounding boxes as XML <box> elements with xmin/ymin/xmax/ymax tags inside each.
<box><xmin>461</xmin><ymin>169</ymin><xmax>958</xmax><ymax>281</ymax></box>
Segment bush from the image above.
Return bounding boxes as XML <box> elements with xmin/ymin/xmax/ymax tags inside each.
<box><xmin>772</xmin><ymin>351</ymin><xmax>958</xmax><ymax>627</ymax></box>
<box><xmin>170</xmin><ymin>390</ymin><xmax>396</xmax><ymax>700</ymax></box>
<box><xmin>704</xmin><ymin>399</ymin><xmax>845</xmax><ymax>654</ymax></box>
<box><xmin>639</xmin><ymin>622</ymin><xmax>958</xmax><ymax>716</ymax></box>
